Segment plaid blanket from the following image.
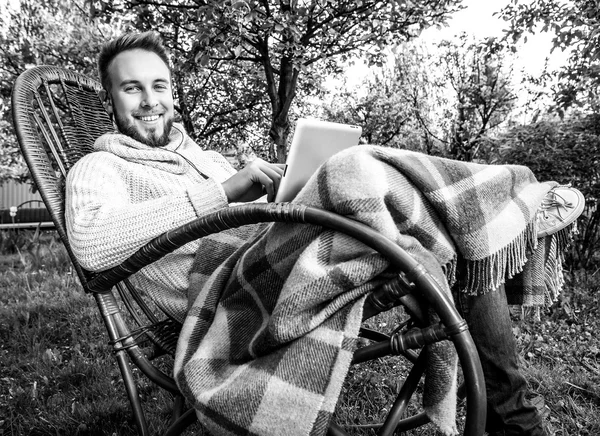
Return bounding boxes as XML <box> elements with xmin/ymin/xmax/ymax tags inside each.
<box><xmin>173</xmin><ymin>145</ymin><xmax>563</xmax><ymax>436</ymax></box>
<box><xmin>505</xmin><ymin>225</ymin><xmax>572</xmax><ymax>312</ymax></box>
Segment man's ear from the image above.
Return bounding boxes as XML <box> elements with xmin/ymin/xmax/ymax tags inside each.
<box><xmin>99</xmin><ymin>89</ymin><xmax>113</xmax><ymax>115</ymax></box>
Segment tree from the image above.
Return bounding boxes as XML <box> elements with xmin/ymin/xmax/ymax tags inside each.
<box><xmin>433</xmin><ymin>34</ymin><xmax>517</xmax><ymax>161</ymax></box>
<box><xmin>320</xmin><ymin>35</ymin><xmax>519</xmax><ymax>161</ymax></box>
<box><xmin>321</xmin><ymin>42</ymin><xmax>444</xmax><ymax>155</ymax></box>
<box><xmin>498</xmin><ymin>0</ymin><xmax>600</xmax><ymax>113</ymax></box>
<box><xmin>95</xmin><ymin>0</ymin><xmax>463</xmax><ymax>162</ymax></box>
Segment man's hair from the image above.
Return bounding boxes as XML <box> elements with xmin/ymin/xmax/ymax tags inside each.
<box><xmin>98</xmin><ymin>31</ymin><xmax>170</xmax><ymax>92</ymax></box>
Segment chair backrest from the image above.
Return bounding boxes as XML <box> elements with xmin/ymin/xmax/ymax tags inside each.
<box><xmin>11</xmin><ymin>65</ymin><xmax>114</xmax><ymax>288</ymax></box>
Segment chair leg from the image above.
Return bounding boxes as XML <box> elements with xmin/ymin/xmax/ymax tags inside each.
<box><xmin>163</xmin><ymin>408</ymin><xmax>197</xmax><ymax>436</ymax></box>
<box><xmin>169</xmin><ymin>395</ymin><xmax>186</xmax><ymax>426</ymax></box>
<box><xmin>115</xmin><ymin>349</ymin><xmax>150</xmax><ymax>436</ymax></box>
<box><xmin>94</xmin><ymin>292</ymin><xmax>150</xmax><ymax>436</ymax></box>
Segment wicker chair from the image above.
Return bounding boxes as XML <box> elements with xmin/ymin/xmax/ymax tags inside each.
<box><xmin>11</xmin><ymin>65</ymin><xmax>486</xmax><ymax>436</ymax></box>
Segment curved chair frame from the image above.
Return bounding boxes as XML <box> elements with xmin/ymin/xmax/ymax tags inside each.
<box><xmin>12</xmin><ymin>65</ymin><xmax>486</xmax><ymax>436</ymax></box>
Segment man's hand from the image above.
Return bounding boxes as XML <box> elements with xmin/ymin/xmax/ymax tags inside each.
<box><xmin>222</xmin><ymin>158</ymin><xmax>286</xmax><ymax>203</ymax></box>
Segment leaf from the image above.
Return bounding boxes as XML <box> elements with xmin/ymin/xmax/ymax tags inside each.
<box><xmin>232</xmin><ymin>0</ymin><xmax>248</xmax><ymax>10</ymax></box>
<box><xmin>196</xmin><ymin>53</ymin><xmax>210</xmax><ymax>66</ymax></box>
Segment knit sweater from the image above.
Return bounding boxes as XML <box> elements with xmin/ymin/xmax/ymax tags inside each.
<box><xmin>65</xmin><ymin>123</ymin><xmax>246</xmax><ymax>321</ymax></box>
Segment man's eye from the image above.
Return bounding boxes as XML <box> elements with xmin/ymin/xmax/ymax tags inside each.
<box><xmin>125</xmin><ymin>86</ymin><xmax>140</xmax><ymax>93</ymax></box>
<box><xmin>155</xmin><ymin>84</ymin><xmax>168</xmax><ymax>91</ymax></box>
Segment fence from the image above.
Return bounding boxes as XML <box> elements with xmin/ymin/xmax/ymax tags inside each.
<box><xmin>0</xmin><ymin>180</ymin><xmax>53</xmax><ymax>229</ymax></box>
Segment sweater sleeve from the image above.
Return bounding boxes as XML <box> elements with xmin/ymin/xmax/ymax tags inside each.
<box><xmin>65</xmin><ymin>152</ymin><xmax>229</xmax><ymax>272</ymax></box>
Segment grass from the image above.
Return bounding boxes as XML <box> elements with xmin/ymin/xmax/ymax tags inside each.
<box><xmin>1</xmin><ymin>230</ymin><xmax>600</xmax><ymax>435</ymax></box>
<box><xmin>0</xmin><ymin>232</ymin><xmax>189</xmax><ymax>436</ymax></box>
<box><xmin>510</xmin><ymin>270</ymin><xmax>600</xmax><ymax>436</ymax></box>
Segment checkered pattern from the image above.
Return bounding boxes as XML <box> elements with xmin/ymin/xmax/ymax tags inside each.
<box><xmin>174</xmin><ymin>145</ymin><xmax>566</xmax><ymax>436</ymax></box>
<box><xmin>505</xmin><ymin>224</ymin><xmax>572</xmax><ymax>307</ymax></box>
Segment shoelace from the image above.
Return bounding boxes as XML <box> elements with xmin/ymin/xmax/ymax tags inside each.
<box><xmin>538</xmin><ymin>184</ymin><xmax>574</xmax><ymax>222</ymax></box>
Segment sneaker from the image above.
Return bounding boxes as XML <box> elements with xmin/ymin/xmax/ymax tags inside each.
<box><xmin>536</xmin><ymin>184</ymin><xmax>585</xmax><ymax>238</ymax></box>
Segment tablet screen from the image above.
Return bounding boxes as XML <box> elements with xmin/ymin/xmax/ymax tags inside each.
<box><xmin>275</xmin><ymin>119</ymin><xmax>362</xmax><ymax>202</ymax></box>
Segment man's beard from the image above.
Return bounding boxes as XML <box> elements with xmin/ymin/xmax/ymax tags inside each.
<box><xmin>113</xmin><ymin>111</ymin><xmax>173</xmax><ymax>148</ymax></box>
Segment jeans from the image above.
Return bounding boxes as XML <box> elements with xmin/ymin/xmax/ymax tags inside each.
<box><xmin>456</xmin><ymin>285</ymin><xmax>547</xmax><ymax>436</ymax></box>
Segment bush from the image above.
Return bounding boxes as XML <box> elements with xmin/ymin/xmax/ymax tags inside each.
<box><xmin>489</xmin><ymin>113</ymin><xmax>600</xmax><ymax>269</ymax></box>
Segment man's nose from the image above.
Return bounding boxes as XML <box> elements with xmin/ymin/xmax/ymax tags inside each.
<box><xmin>141</xmin><ymin>90</ymin><xmax>159</xmax><ymax>108</ymax></box>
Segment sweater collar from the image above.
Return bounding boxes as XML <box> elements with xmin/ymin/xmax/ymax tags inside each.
<box><xmin>94</xmin><ymin>123</ymin><xmax>191</xmax><ymax>174</ymax></box>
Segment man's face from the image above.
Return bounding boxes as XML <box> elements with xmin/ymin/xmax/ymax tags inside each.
<box><xmin>105</xmin><ymin>49</ymin><xmax>174</xmax><ymax>147</ymax></box>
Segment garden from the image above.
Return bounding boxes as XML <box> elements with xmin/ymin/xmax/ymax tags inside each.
<box><xmin>2</xmin><ymin>0</ymin><xmax>600</xmax><ymax>435</ymax></box>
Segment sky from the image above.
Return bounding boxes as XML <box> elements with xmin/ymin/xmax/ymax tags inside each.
<box><xmin>422</xmin><ymin>0</ymin><xmax>569</xmax><ymax>75</ymax></box>
<box><xmin>339</xmin><ymin>0</ymin><xmax>564</xmax><ymax>89</ymax></box>
<box><xmin>436</xmin><ymin>0</ymin><xmax>509</xmax><ymax>37</ymax></box>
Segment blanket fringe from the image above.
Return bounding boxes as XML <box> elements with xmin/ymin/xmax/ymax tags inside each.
<box><xmin>544</xmin><ymin>222</ymin><xmax>576</xmax><ymax>305</ymax></box>
<box><xmin>461</xmin><ymin>220</ymin><xmax>538</xmax><ymax>296</ymax></box>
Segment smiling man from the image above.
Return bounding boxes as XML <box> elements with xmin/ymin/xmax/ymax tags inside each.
<box><xmin>99</xmin><ymin>48</ymin><xmax>175</xmax><ymax>147</ymax></box>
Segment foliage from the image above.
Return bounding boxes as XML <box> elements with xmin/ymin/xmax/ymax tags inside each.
<box><xmin>490</xmin><ymin>113</ymin><xmax>600</xmax><ymax>269</ymax></box>
<box><xmin>498</xmin><ymin>0</ymin><xmax>600</xmax><ymax>113</ymax></box>
<box><xmin>93</xmin><ymin>0</ymin><xmax>463</xmax><ymax>161</ymax></box>
<box><xmin>322</xmin><ymin>43</ymin><xmax>445</xmax><ymax>155</ymax></box>
<box><xmin>0</xmin><ymin>0</ymin><xmax>122</xmax><ymax>185</ymax></box>
<box><xmin>173</xmin><ymin>58</ymin><xmax>273</xmax><ymax>156</ymax></box>
<box><xmin>321</xmin><ymin>35</ymin><xmax>518</xmax><ymax>161</ymax></box>
<box><xmin>433</xmin><ymin>34</ymin><xmax>518</xmax><ymax>161</ymax></box>
<box><xmin>0</xmin><ymin>127</ymin><xmax>28</xmax><ymax>185</ymax></box>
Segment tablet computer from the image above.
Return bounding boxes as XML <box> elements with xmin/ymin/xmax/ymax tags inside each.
<box><xmin>275</xmin><ymin>118</ymin><xmax>362</xmax><ymax>202</ymax></box>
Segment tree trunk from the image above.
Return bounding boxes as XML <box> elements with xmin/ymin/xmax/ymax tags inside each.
<box><xmin>266</xmin><ymin>55</ymin><xmax>299</xmax><ymax>163</ymax></box>
<box><xmin>269</xmin><ymin>122</ymin><xmax>290</xmax><ymax>163</ymax></box>
<box><xmin>450</xmin><ymin>103</ymin><xmax>472</xmax><ymax>161</ymax></box>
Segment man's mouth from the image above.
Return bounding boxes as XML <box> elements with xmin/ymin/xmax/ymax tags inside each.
<box><xmin>135</xmin><ymin>114</ymin><xmax>162</xmax><ymax>122</ymax></box>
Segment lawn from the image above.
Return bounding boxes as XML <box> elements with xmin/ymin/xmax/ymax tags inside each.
<box><xmin>1</xmin><ymin>230</ymin><xmax>599</xmax><ymax>435</ymax></box>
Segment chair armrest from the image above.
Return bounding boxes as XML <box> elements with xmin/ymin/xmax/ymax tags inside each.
<box><xmin>86</xmin><ymin>202</ymin><xmax>421</xmax><ymax>293</ymax></box>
